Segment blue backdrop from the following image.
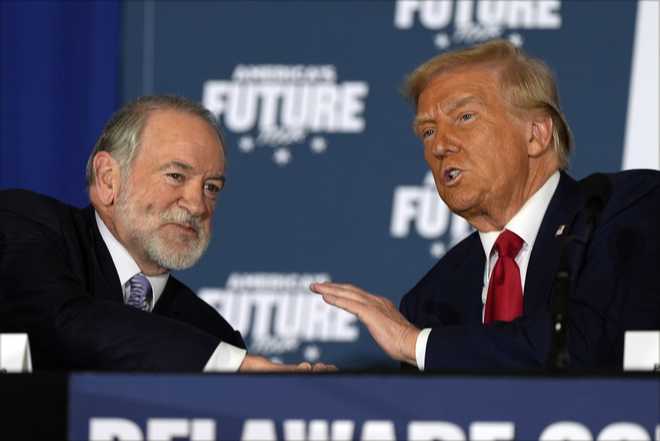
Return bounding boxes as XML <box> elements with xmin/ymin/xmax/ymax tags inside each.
<box><xmin>0</xmin><ymin>0</ymin><xmax>120</xmax><ymax>207</ymax></box>
<box><xmin>1</xmin><ymin>1</ymin><xmax>658</xmax><ymax>369</ymax></box>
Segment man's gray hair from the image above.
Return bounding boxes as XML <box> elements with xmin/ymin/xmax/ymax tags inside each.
<box><xmin>85</xmin><ymin>95</ymin><xmax>225</xmax><ymax>187</ymax></box>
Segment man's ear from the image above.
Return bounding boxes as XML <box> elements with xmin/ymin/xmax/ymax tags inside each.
<box><xmin>92</xmin><ymin>152</ymin><xmax>121</xmax><ymax>206</ymax></box>
<box><xmin>527</xmin><ymin>114</ymin><xmax>554</xmax><ymax>158</ymax></box>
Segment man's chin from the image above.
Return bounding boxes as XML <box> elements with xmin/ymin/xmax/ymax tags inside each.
<box><xmin>153</xmin><ymin>252</ymin><xmax>201</xmax><ymax>271</ymax></box>
<box><xmin>146</xmin><ymin>239</ymin><xmax>209</xmax><ymax>271</ymax></box>
<box><xmin>441</xmin><ymin>195</ymin><xmax>480</xmax><ymax>219</ymax></box>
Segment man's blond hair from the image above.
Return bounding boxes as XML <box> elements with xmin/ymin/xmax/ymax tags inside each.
<box><xmin>404</xmin><ymin>39</ymin><xmax>572</xmax><ymax>169</ymax></box>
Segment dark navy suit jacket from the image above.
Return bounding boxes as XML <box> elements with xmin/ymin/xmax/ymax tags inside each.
<box><xmin>400</xmin><ymin>170</ymin><xmax>660</xmax><ymax>370</ymax></box>
<box><xmin>0</xmin><ymin>190</ymin><xmax>244</xmax><ymax>371</ymax></box>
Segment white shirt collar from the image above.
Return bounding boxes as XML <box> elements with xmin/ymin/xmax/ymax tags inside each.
<box><xmin>95</xmin><ymin>211</ymin><xmax>169</xmax><ymax>308</ymax></box>
<box><xmin>479</xmin><ymin>171</ymin><xmax>560</xmax><ymax>258</ymax></box>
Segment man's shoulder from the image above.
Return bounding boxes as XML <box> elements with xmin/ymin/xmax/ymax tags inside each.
<box><xmin>0</xmin><ymin>188</ymin><xmax>68</xmax><ymax>209</ymax></box>
<box><xmin>605</xmin><ymin>169</ymin><xmax>660</xmax><ymax>195</ymax></box>
<box><xmin>0</xmin><ymin>189</ymin><xmax>89</xmax><ymax>238</ymax></box>
<box><xmin>0</xmin><ymin>189</ymin><xmax>84</xmax><ymax>231</ymax></box>
<box><xmin>600</xmin><ymin>169</ymin><xmax>660</xmax><ymax>219</ymax></box>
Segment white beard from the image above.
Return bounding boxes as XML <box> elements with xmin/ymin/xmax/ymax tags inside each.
<box><xmin>115</xmin><ymin>182</ymin><xmax>211</xmax><ymax>271</ymax></box>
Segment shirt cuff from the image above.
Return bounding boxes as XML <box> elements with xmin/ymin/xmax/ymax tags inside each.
<box><xmin>415</xmin><ymin>328</ymin><xmax>432</xmax><ymax>371</ymax></box>
<box><xmin>203</xmin><ymin>342</ymin><xmax>247</xmax><ymax>372</ymax></box>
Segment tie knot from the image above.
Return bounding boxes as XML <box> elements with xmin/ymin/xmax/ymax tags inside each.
<box><xmin>129</xmin><ymin>272</ymin><xmax>150</xmax><ymax>290</ymax></box>
<box><xmin>494</xmin><ymin>230</ymin><xmax>524</xmax><ymax>258</ymax></box>
<box><xmin>127</xmin><ymin>273</ymin><xmax>153</xmax><ymax>311</ymax></box>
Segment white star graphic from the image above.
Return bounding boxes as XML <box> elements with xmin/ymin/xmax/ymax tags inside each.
<box><xmin>434</xmin><ymin>33</ymin><xmax>451</xmax><ymax>50</ymax></box>
<box><xmin>430</xmin><ymin>241</ymin><xmax>446</xmax><ymax>259</ymax></box>
<box><xmin>508</xmin><ymin>33</ymin><xmax>524</xmax><ymax>47</ymax></box>
<box><xmin>273</xmin><ymin>148</ymin><xmax>291</xmax><ymax>166</ymax></box>
<box><xmin>310</xmin><ymin>136</ymin><xmax>328</xmax><ymax>154</ymax></box>
<box><xmin>303</xmin><ymin>345</ymin><xmax>321</xmax><ymax>362</ymax></box>
<box><xmin>238</xmin><ymin>136</ymin><xmax>255</xmax><ymax>153</ymax></box>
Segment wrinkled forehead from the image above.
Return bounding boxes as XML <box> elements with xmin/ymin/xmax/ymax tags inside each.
<box><xmin>141</xmin><ymin>109</ymin><xmax>226</xmax><ymax>157</ymax></box>
<box><xmin>128</xmin><ymin>110</ymin><xmax>226</xmax><ymax>178</ymax></box>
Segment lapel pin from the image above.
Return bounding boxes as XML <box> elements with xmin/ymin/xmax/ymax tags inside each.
<box><xmin>555</xmin><ymin>225</ymin><xmax>566</xmax><ymax>237</ymax></box>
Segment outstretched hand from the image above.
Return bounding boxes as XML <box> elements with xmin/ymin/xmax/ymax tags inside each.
<box><xmin>239</xmin><ymin>355</ymin><xmax>337</xmax><ymax>373</ymax></box>
<box><xmin>310</xmin><ymin>282</ymin><xmax>419</xmax><ymax>366</ymax></box>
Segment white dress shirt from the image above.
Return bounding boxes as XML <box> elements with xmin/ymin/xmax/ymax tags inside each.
<box><xmin>95</xmin><ymin>212</ymin><xmax>246</xmax><ymax>371</ymax></box>
<box><xmin>415</xmin><ymin>171</ymin><xmax>560</xmax><ymax>370</ymax></box>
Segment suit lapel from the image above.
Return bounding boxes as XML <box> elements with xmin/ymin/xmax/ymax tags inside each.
<box><xmin>523</xmin><ymin>172</ymin><xmax>583</xmax><ymax>314</ymax></box>
<box><xmin>452</xmin><ymin>233</ymin><xmax>485</xmax><ymax>325</ymax></box>
<box><xmin>82</xmin><ymin>206</ymin><xmax>125</xmax><ymax>304</ymax></box>
<box><xmin>153</xmin><ymin>279</ymin><xmax>179</xmax><ymax>317</ymax></box>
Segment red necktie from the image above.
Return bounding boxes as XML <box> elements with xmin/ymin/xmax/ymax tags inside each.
<box><xmin>484</xmin><ymin>230</ymin><xmax>524</xmax><ymax>324</ymax></box>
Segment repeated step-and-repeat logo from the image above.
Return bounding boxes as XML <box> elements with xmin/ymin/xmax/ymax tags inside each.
<box><xmin>394</xmin><ymin>0</ymin><xmax>563</xmax><ymax>49</ymax></box>
<box><xmin>203</xmin><ymin>65</ymin><xmax>369</xmax><ymax>166</ymax></box>
<box><xmin>199</xmin><ymin>272</ymin><xmax>359</xmax><ymax>362</ymax></box>
<box><xmin>390</xmin><ymin>172</ymin><xmax>472</xmax><ymax>258</ymax></box>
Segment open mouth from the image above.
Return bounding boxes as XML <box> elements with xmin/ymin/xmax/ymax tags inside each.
<box><xmin>443</xmin><ymin>167</ymin><xmax>462</xmax><ymax>186</ymax></box>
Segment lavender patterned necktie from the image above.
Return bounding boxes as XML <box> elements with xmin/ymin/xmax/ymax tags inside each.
<box><xmin>126</xmin><ymin>273</ymin><xmax>153</xmax><ymax>311</ymax></box>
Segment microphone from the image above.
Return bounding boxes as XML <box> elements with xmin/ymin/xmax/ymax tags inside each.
<box><xmin>580</xmin><ymin>173</ymin><xmax>612</xmax><ymax>238</ymax></box>
<box><xmin>548</xmin><ymin>173</ymin><xmax>611</xmax><ymax>370</ymax></box>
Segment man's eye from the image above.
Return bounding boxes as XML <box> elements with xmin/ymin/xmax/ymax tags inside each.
<box><xmin>204</xmin><ymin>182</ymin><xmax>222</xmax><ymax>197</ymax></box>
<box><xmin>421</xmin><ymin>127</ymin><xmax>435</xmax><ymax>139</ymax></box>
<box><xmin>459</xmin><ymin>112</ymin><xmax>475</xmax><ymax>122</ymax></box>
<box><xmin>167</xmin><ymin>173</ymin><xmax>185</xmax><ymax>182</ymax></box>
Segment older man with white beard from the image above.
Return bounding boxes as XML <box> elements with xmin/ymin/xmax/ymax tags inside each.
<box><xmin>0</xmin><ymin>95</ymin><xmax>329</xmax><ymax>372</ymax></box>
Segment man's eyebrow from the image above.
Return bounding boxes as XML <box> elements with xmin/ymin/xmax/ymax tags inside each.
<box><xmin>412</xmin><ymin>95</ymin><xmax>483</xmax><ymax>131</ymax></box>
<box><xmin>444</xmin><ymin>95</ymin><xmax>483</xmax><ymax>114</ymax></box>
<box><xmin>159</xmin><ymin>161</ymin><xmax>194</xmax><ymax>172</ymax></box>
<box><xmin>413</xmin><ymin>112</ymin><xmax>434</xmax><ymax>127</ymax></box>
<box><xmin>413</xmin><ymin>95</ymin><xmax>483</xmax><ymax>130</ymax></box>
<box><xmin>160</xmin><ymin>161</ymin><xmax>225</xmax><ymax>182</ymax></box>
<box><xmin>207</xmin><ymin>175</ymin><xmax>226</xmax><ymax>184</ymax></box>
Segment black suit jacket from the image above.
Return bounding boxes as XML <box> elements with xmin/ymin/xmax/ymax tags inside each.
<box><xmin>0</xmin><ymin>189</ymin><xmax>244</xmax><ymax>371</ymax></box>
<box><xmin>400</xmin><ymin>170</ymin><xmax>660</xmax><ymax>370</ymax></box>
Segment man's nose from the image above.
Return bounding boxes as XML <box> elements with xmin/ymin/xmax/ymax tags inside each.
<box><xmin>178</xmin><ymin>182</ymin><xmax>208</xmax><ymax>217</ymax></box>
<box><xmin>431</xmin><ymin>130</ymin><xmax>459</xmax><ymax>158</ymax></box>
<box><xmin>431</xmin><ymin>141</ymin><xmax>449</xmax><ymax>158</ymax></box>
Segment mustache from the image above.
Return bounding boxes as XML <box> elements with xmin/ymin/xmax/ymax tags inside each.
<box><xmin>160</xmin><ymin>208</ymin><xmax>204</xmax><ymax>233</ymax></box>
